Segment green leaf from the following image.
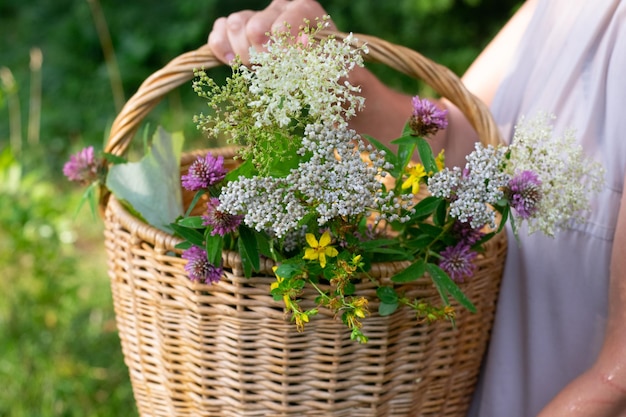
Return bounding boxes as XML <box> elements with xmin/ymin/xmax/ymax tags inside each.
<box><xmin>379</xmin><ymin>302</ymin><xmax>399</xmax><ymax>316</ymax></box>
<box><xmin>416</xmin><ymin>137</ymin><xmax>437</xmax><ymax>173</ymax></box>
<box><xmin>106</xmin><ymin>127</ymin><xmax>184</xmax><ymax>233</ymax></box>
<box><xmin>404</xmin><ymin>234</ymin><xmax>433</xmax><ymax>250</ymax></box>
<box><xmin>275</xmin><ymin>262</ymin><xmax>303</xmax><ymax>279</ymax></box>
<box><xmin>402</xmin><ymin>120</ymin><xmax>414</xmax><ymax>138</ymax></box>
<box><xmin>376</xmin><ymin>286</ymin><xmax>398</xmax><ymax>304</ymax></box>
<box><xmin>397</xmin><ymin>141</ymin><xmax>416</xmax><ymax>175</ymax></box>
<box><xmin>426</xmin><ymin>263</ymin><xmax>476</xmax><ymax>312</ymax></box>
<box><xmin>237</xmin><ymin>238</ymin><xmax>253</xmax><ymax>278</ymax></box>
<box><xmin>368</xmin><ymin>247</ymin><xmax>412</xmax><ymax>256</ymax></box>
<box><xmin>412</xmin><ymin>196</ymin><xmax>441</xmax><ymax>218</ymax></box>
<box><xmin>389</xmin><ymin>133</ymin><xmax>417</xmax><ymax>178</ymax></box>
<box><xmin>102</xmin><ymin>152</ymin><xmax>127</xmax><ymax>165</ymax></box>
<box><xmin>185</xmin><ymin>189</ymin><xmax>206</xmax><ymax>217</ymax></box>
<box><xmin>205</xmin><ymin>233</ymin><xmax>224</xmax><ymax>266</ymax></box>
<box><xmin>391</xmin><ymin>259</ymin><xmax>426</xmax><ymax>283</ymax></box>
<box><xmin>73</xmin><ymin>181</ymin><xmax>99</xmax><ymax>220</ymax></box>
<box><xmin>267</xmin><ymin>132</ymin><xmax>302</xmax><ymax>177</ymax></box>
<box><xmin>496</xmin><ymin>204</ymin><xmax>510</xmax><ymax>234</ymax></box>
<box><xmin>225</xmin><ymin>158</ymin><xmax>255</xmax><ymax>181</ymax></box>
<box><xmin>391</xmin><ymin>135</ymin><xmax>420</xmax><ymax>146</ymax></box>
<box><xmin>174</xmin><ymin>241</ymin><xmax>192</xmax><ymax>250</ymax></box>
<box><xmin>472</xmin><ymin>231</ymin><xmax>495</xmax><ymax>249</ymax></box>
<box><xmin>170</xmin><ymin>222</ymin><xmax>205</xmax><ymax>247</ymax></box>
<box><xmin>419</xmin><ymin>223</ymin><xmax>444</xmax><ymax>238</ymax></box>
<box><xmin>255</xmin><ymin>231</ymin><xmax>275</xmax><ymax>260</ymax></box>
<box><xmin>433</xmin><ymin>199</ymin><xmax>448</xmax><ymax>226</ymax></box>
<box><xmin>177</xmin><ymin>216</ymin><xmax>204</xmax><ymax>229</ymax></box>
<box><xmin>357</xmin><ymin>238</ymin><xmax>400</xmax><ymax>250</ymax></box>
<box><xmin>238</xmin><ymin>224</ymin><xmax>260</xmax><ymax>273</ymax></box>
<box><xmin>364</xmin><ymin>134</ymin><xmax>398</xmax><ymax>168</ymax></box>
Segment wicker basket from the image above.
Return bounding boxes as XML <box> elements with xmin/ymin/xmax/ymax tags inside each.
<box><xmin>102</xmin><ymin>31</ymin><xmax>507</xmax><ymax>417</ymax></box>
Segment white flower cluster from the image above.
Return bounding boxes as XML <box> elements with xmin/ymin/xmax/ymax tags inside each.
<box><xmin>241</xmin><ymin>29</ymin><xmax>367</xmax><ymax>128</ymax></box>
<box><xmin>295</xmin><ymin>122</ymin><xmax>389</xmax><ymax>225</ymax></box>
<box><xmin>219</xmin><ymin>122</ymin><xmax>395</xmax><ymax>237</ymax></box>
<box><xmin>219</xmin><ymin>176</ymin><xmax>307</xmax><ymax>238</ymax></box>
<box><xmin>429</xmin><ymin>113</ymin><xmax>605</xmax><ymax>236</ymax></box>
<box><xmin>506</xmin><ymin>113</ymin><xmax>605</xmax><ymax>236</ymax></box>
<box><xmin>429</xmin><ymin>144</ymin><xmax>509</xmax><ymax>229</ymax></box>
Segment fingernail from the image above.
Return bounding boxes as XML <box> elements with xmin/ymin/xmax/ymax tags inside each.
<box><xmin>225</xmin><ymin>52</ymin><xmax>235</xmax><ymax>63</ymax></box>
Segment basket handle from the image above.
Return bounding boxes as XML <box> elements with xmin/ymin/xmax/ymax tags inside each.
<box><xmin>104</xmin><ymin>30</ymin><xmax>502</xmax><ymax>157</ymax></box>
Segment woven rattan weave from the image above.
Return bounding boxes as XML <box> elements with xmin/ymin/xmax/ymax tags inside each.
<box><xmin>101</xmin><ymin>31</ymin><xmax>507</xmax><ymax>417</ymax></box>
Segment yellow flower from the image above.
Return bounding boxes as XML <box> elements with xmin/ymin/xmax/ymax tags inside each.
<box><xmin>435</xmin><ymin>149</ymin><xmax>445</xmax><ymax>171</ymax></box>
<box><xmin>303</xmin><ymin>231</ymin><xmax>338</xmax><ymax>268</ymax></box>
<box><xmin>271</xmin><ymin>266</ymin><xmax>291</xmax><ymax>307</ymax></box>
<box><xmin>401</xmin><ymin>163</ymin><xmax>427</xmax><ymax>194</ymax></box>
<box><xmin>352</xmin><ymin>297</ymin><xmax>369</xmax><ymax>319</ymax></box>
<box><xmin>294</xmin><ymin>311</ymin><xmax>310</xmax><ymax>332</ymax></box>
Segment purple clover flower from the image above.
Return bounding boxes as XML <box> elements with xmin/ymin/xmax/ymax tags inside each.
<box><xmin>439</xmin><ymin>243</ymin><xmax>478</xmax><ymax>282</ymax></box>
<box><xmin>452</xmin><ymin>221</ymin><xmax>485</xmax><ymax>246</ymax></box>
<box><xmin>63</xmin><ymin>146</ymin><xmax>99</xmax><ymax>184</ymax></box>
<box><xmin>182</xmin><ymin>245</ymin><xmax>223</xmax><ymax>284</ymax></box>
<box><xmin>507</xmin><ymin>170</ymin><xmax>542</xmax><ymax>219</ymax></box>
<box><xmin>181</xmin><ymin>153</ymin><xmax>227</xmax><ymax>191</ymax></box>
<box><xmin>202</xmin><ymin>197</ymin><xmax>243</xmax><ymax>236</ymax></box>
<box><xmin>410</xmin><ymin>96</ymin><xmax>448</xmax><ymax>137</ymax></box>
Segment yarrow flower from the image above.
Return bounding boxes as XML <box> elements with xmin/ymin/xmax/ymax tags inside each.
<box><xmin>429</xmin><ymin>143</ymin><xmax>510</xmax><ymax>229</ymax></box>
<box><xmin>218</xmin><ymin>121</ymin><xmax>397</xmax><ymax>237</ymax></box>
<box><xmin>181</xmin><ymin>153</ymin><xmax>227</xmax><ymax>191</ymax></box>
<box><xmin>63</xmin><ymin>146</ymin><xmax>99</xmax><ymax>184</ymax></box>
<box><xmin>409</xmin><ymin>95</ymin><xmax>448</xmax><ymax>137</ymax></box>
<box><xmin>439</xmin><ymin>243</ymin><xmax>478</xmax><ymax>282</ymax></box>
<box><xmin>506</xmin><ymin>170</ymin><xmax>542</xmax><ymax>219</ymax></box>
<box><xmin>219</xmin><ymin>175</ymin><xmax>307</xmax><ymax>238</ymax></box>
<box><xmin>505</xmin><ymin>113</ymin><xmax>604</xmax><ymax>236</ymax></box>
<box><xmin>202</xmin><ymin>197</ymin><xmax>243</xmax><ymax>236</ymax></box>
<box><xmin>243</xmin><ymin>26</ymin><xmax>366</xmax><ymax>129</ymax></box>
<box><xmin>182</xmin><ymin>245</ymin><xmax>223</xmax><ymax>284</ymax></box>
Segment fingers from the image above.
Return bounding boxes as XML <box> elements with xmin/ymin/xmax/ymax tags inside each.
<box><xmin>243</xmin><ymin>0</ymin><xmax>290</xmax><ymax>56</ymax></box>
<box><xmin>208</xmin><ymin>11</ymin><xmax>255</xmax><ymax>64</ymax></box>
<box><xmin>225</xmin><ymin>10</ymin><xmax>257</xmax><ymax>63</ymax></box>
<box><xmin>269</xmin><ymin>0</ymin><xmax>337</xmax><ymax>36</ymax></box>
<box><xmin>208</xmin><ymin>0</ymin><xmax>289</xmax><ymax>65</ymax></box>
<box><xmin>207</xmin><ymin>0</ymin><xmax>336</xmax><ymax>65</ymax></box>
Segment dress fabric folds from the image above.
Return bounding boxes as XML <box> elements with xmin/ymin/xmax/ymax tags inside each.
<box><xmin>468</xmin><ymin>1</ymin><xmax>626</xmax><ymax>416</ymax></box>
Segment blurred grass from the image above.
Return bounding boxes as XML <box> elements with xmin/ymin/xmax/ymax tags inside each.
<box><xmin>0</xmin><ymin>148</ymin><xmax>137</xmax><ymax>416</ymax></box>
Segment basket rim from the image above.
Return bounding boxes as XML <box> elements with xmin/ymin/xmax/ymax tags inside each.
<box><xmin>102</xmin><ymin>30</ymin><xmax>502</xmax><ymax>161</ymax></box>
<box><xmin>105</xmin><ymin>189</ymin><xmax>428</xmax><ymax>278</ymax></box>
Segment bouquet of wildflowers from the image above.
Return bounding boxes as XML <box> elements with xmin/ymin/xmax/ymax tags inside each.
<box><xmin>64</xmin><ymin>20</ymin><xmax>603</xmax><ymax>343</ymax></box>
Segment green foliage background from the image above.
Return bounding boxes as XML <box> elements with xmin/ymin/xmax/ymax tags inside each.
<box><xmin>1</xmin><ymin>0</ymin><xmax>521</xmax><ymax>170</ymax></box>
<box><xmin>0</xmin><ymin>0</ymin><xmax>521</xmax><ymax>415</ymax></box>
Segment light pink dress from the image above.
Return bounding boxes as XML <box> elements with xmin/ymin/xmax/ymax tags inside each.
<box><xmin>468</xmin><ymin>0</ymin><xmax>626</xmax><ymax>416</ymax></box>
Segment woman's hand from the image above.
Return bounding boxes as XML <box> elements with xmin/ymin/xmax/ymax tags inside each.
<box><xmin>206</xmin><ymin>0</ymin><xmax>412</xmax><ymax>146</ymax></box>
<box><xmin>207</xmin><ymin>0</ymin><xmax>335</xmax><ymax>65</ymax></box>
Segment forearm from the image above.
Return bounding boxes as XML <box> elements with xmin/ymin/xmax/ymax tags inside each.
<box><xmin>537</xmin><ymin>366</ymin><xmax>626</xmax><ymax>417</ymax></box>
<box><xmin>348</xmin><ymin>67</ymin><xmax>479</xmax><ymax>167</ymax></box>
<box><xmin>347</xmin><ymin>67</ymin><xmax>412</xmax><ymax>145</ymax></box>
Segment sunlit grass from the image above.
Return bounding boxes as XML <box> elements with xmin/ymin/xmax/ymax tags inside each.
<box><xmin>0</xmin><ymin>153</ymin><xmax>137</xmax><ymax>416</ymax></box>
